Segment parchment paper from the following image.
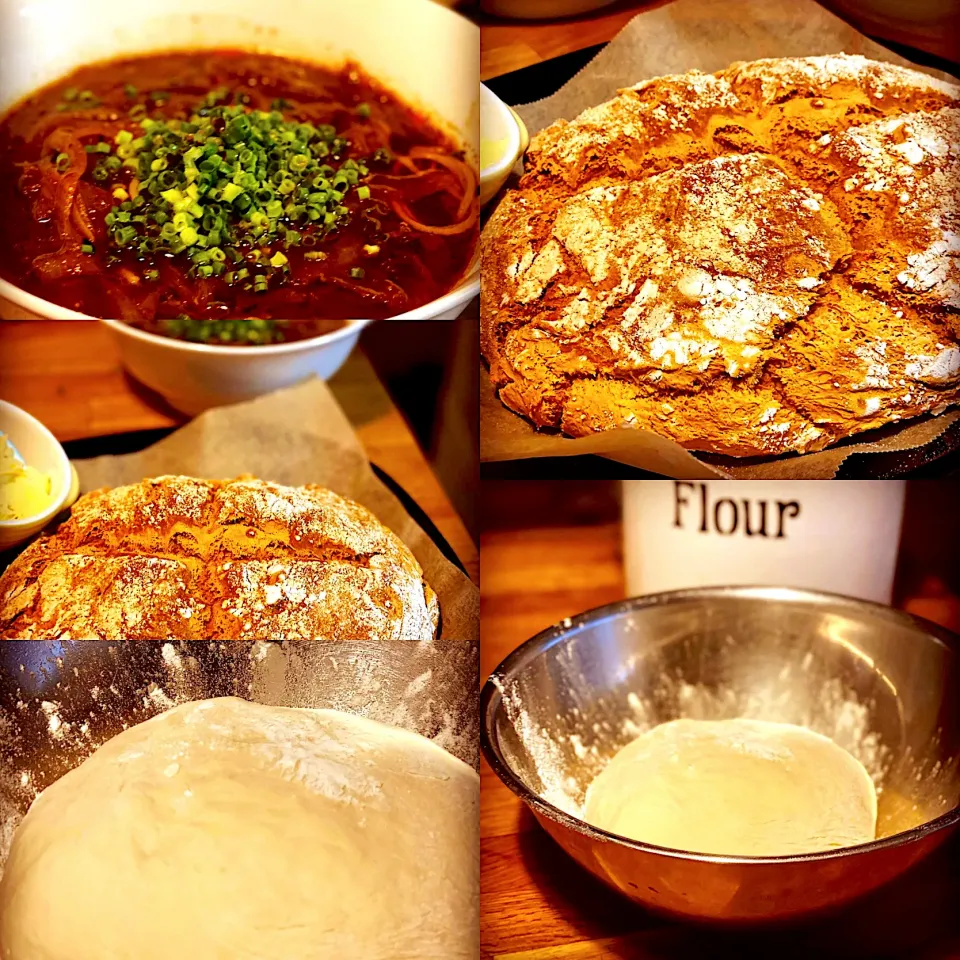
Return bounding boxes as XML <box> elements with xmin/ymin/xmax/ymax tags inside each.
<box><xmin>481</xmin><ymin>0</ymin><xmax>960</xmax><ymax>479</ymax></box>
<box><xmin>73</xmin><ymin>377</ymin><xmax>479</xmax><ymax>640</ymax></box>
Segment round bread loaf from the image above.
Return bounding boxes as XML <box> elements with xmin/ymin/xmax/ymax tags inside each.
<box><xmin>0</xmin><ymin>476</ymin><xmax>439</xmax><ymax>640</ymax></box>
<box><xmin>481</xmin><ymin>55</ymin><xmax>960</xmax><ymax>456</ymax></box>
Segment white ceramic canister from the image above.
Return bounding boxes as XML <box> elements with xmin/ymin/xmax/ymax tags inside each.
<box><xmin>622</xmin><ymin>481</ymin><xmax>906</xmax><ymax>604</ymax></box>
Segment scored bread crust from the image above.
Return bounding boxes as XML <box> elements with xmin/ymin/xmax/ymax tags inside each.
<box><xmin>481</xmin><ymin>55</ymin><xmax>960</xmax><ymax>457</ymax></box>
<box><xmin>0</xmin><ymin>476</ymin><xmax>439</xmax><ymax>641</ymax></box>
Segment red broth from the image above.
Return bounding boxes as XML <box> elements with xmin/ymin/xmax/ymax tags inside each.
<box><xmin>0</xmin><ymin>51</ymin><xmax>478</xmax><ymax>332</ymax></box>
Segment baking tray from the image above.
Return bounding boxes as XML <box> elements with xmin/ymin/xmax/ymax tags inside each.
<box><xmin>481</xmin><ymin>40</ymin><xmax>960</xmax><ymax>481</ymax></box>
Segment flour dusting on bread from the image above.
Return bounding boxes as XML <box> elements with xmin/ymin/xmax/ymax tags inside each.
<box><xmin>481</xmin><ymin>55</ymin><xmax>960</xmax><ymax>456</ymax></box>
<box><xmin>0</xmin><ymin>476</ymin><xmax>438</xmax><ymax>641</ymax></box>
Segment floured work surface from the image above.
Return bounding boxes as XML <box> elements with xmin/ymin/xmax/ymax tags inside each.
<box><xmin>480</xmin><ymin>0</ymin><xmax>960</xmax><ymax>479</ymax></box>
<box><xmin>0</xmin><ymin>378</ymin><xmax>478</xmax><ymax>640</ymax></box>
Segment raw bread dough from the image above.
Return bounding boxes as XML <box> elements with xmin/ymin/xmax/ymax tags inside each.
<box><xmin>0</xmin><ymin>697</ymin><xmax>479</xmax><ymax>960</ymax></box>
<box><xmin>584</xmin><ymin>718</ymin><xmax>877</xmax><ymax>856</ymax></box>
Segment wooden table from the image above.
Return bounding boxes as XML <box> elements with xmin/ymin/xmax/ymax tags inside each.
<box><xmin>479</xmin><ymin>1</ymin><xmax>668</xmax><ymax>80</ymax></box>
<box><xmin>0</xmin><ymin>320</ymin><xmax>477</xmax><ymax>581</ymax></box>
<box><xmin>479</xmin><ymin>0</ymin><xmax>960</xmax><ymax>80</ymax></box>
<box><xmin>480</xmin><ymin>495</ymin><xmax>960</xmax><ymax>959</ymax></box>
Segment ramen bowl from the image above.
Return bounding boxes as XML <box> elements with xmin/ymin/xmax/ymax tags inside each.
<box><xmin>481</xmin><ymin>586</ymin><xmax>960</xmax><ymax>923</ymax></box>
<box><xmin>98</xmin><ymin>317</ymin><xmax>374</xmax><ymax>414</ymax></box>
<box><xmin>0</xmin><ymin>0</ymin><xmax>480</xmax><ymax>406</ymax></box>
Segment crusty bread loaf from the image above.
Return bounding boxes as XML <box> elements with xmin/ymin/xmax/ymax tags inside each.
<box><xmin>0</xmin><ymin>476</ymin><xmax>438</xmax><ymax>641</ymax></box>
<box><xmin>481</xmin><ymin>55</ymin><xmax>960</xmax><ymax>456</ymax></box>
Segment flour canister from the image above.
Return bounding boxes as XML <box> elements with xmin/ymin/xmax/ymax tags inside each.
<box><xmin>622</xmin><ymin>481</ymin><xmax>906</xmax><ymax>604</ymax></box>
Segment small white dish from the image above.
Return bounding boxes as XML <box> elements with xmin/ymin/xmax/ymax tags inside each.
<box><xmin>0</xmin><ymin>400</ymin><xmax>79</xmax><ymax>551</ymax></box>
<box><xmin>480</xmin><ymin>84</ymin><xmax>530</xmax><ymax>207</ymax></box>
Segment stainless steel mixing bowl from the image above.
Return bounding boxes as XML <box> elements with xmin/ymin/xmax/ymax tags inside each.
<box><xmin>0</xmin><ymin>637</ymin><xmax>478</xmax><ymax>872</ymax></box>
<box><xmin>481</xmin><ymin>586</ymin><xmax>960</xmax><ymax>923</ymax></box>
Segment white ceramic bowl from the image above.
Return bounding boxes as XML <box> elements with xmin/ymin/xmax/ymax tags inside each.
<box><xmin>98</xmin><ymin>318</ymin><xmax>374</xmax><ymax>415</ymax></box>
<box><xmin>0</xmin><ymin>401</ymin><xmax>79</xmax><ymax>551</ymax></box>
<box><xmin>480</xmin><ymin>84</ymin><xmax>530</xmax><ymax>207</ymax></box>
<box><xmin>0</xmin><ymin>0</ymin><xmax>480</xmax><ymax>410</ymax></box>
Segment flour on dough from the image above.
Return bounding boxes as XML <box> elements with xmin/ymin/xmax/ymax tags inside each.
<box><xmin>0</xmin><ymin>697</ymin><xmax>479</xmax><ymax>960</ymax></box>
<box><xmin>584</xmin><ymin>718</ymin><xmax>877</xmax><ymax>856</ymax></box>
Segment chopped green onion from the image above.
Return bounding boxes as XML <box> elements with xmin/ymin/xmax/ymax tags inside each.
<box><xmin>101</xmin><ymin>87</ymin><xmax>373</xmax><ymax>286</ymax></box>
<box><xmin>350</xmin><ymin>267</ymin><xmax>365</xmax><ymax>279</ymax></box>
<box><xmin>63</xmin><ymin>89</ymin><xmax>102</xmax><ymax>109</ymax></box>
<box><xmin>159</xmin><ymin>317</ymin><xmax>285</xmax><ymax>344</ymax></box>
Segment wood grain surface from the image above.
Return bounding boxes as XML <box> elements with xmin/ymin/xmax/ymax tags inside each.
<box><xmin>478</xmin><ymin>0</ymin><xmax>960</xmax><ymax>79</ymax></box>
<box><xmin>480</xmin><ymin>481</ymin><xmax>960</xmax><ymax>959</ymax></box>
<box><xmin>0</xmin><ymin>320</ymin><xmax>477</xmax><ymax>581</ymax></box>
<box><xmin>479</xmin><ymin>1</ymin><xmax>669</xmax><ymax>80</ymax></box>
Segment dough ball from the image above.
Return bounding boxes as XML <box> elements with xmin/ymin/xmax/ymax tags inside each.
<box><xmin>0</xmin><ymin>697</ymin><xmax>479</xmax><ymax>960</ymax></box>
<box><xmin>584</xmin><ymin>718</ymin><xmax>877</xmax><ymax>856</ymax></box>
